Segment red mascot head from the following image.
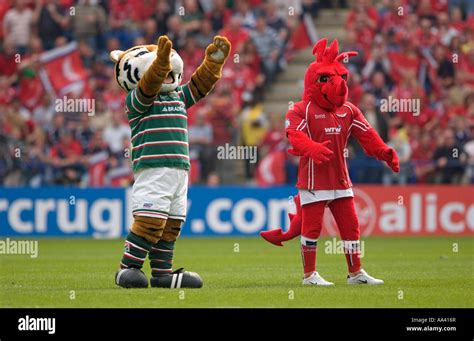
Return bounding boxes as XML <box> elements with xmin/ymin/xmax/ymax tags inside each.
<box><xmin>303</xmin><ymin>38</ymin><xmax>358</xmax><ymax>111</ymax></box>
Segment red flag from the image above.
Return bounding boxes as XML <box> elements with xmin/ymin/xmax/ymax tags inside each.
<box><xmin>256</xmin><ymin>150</ymin><xmax>286</xmax><ymax>186</ymax></box>
<box><xmin>289</xmin><ymin>14</ymin><xmax>318</xmax><ymax>50</ymax></box>
<box><xmin>88</xmin><ymin>151</ymin><xmax>108</xmax><ymax>187</ymax></box>
<box><xmin>39</xmin><ymin>42</ymin><xmax>89</xmax><ymax>97</ymax></box>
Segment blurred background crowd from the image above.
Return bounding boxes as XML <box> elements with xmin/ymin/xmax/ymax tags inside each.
<box><xmin>0</xmin><ymin>0</ymin><xmax>473</xmax><ymax>187</ymax></box>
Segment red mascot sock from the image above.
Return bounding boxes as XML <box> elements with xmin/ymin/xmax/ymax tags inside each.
<box><xmin>301</xmin><ymin>200</ymin><xmax>326</xmax><ymax>275</ymax></box>
<box><xmin>328</xmin><ymin>197</ymin><xmax>361</xmax><ymax>273</ymax></box>
<box><xmin>260</xmin><ymin>195</ymin><xmax>302</xmax><ymax>246</ymax></box>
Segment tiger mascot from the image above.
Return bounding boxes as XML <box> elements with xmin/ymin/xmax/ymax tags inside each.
<box><xmin>111</xmin><ymin>35</ymin><xmax>231</xmax><ymax>288</ymax></box>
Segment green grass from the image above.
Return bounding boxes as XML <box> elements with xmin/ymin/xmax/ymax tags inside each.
<box><xmin>0</xmin><ymin>236</ymin><xmax>473</xmax><ymax>308</ymax></box>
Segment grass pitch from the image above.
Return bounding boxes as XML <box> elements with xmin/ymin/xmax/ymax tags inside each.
<box><xmin>0</xmin><ymin>236</ymin><xmax>472</xmax><ymax>308</ymax></box>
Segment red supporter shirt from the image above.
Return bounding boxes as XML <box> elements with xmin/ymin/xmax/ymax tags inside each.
<box><xmin>285</xmin><ymin>100</ymin><xmax>372</xmax><ymax>190</ymax></box>
<box><xmin>218</xmin><ymin>27</ymin><xmax>249</xmax><ymax>53</ymax></box>
<box><xmin>51</xmin><ymin>140</ymin><xmax>83</xmax><ymax>158</ymax></box>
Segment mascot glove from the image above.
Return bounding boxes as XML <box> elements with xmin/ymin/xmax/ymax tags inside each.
<box><xmin>205</xmin><ymin>36</ymin><xmax>231</xmax><ymax>65</ymax></box>
<box><xmin>287</xmin><ymin>131</ymin><xmax>334</xmax><ymax>165</ymax></box>
<box><xmin>155</xmin><ymin>36</ymin><xmax>173</xmax><ymax>74</ymax></box>
<box><xmin>380</xmin><ymin>148</ymin><xmax>400</xmax><ymax>173</ymax></box>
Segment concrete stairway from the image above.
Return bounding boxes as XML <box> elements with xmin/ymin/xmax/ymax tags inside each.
<box><xmin>262</xmin><ymin>8</ymin><xmax>349</xmax><ymax>118</ymax></box>
<box><xmin>221</xmin><ymin>8</ymin><xmax>350</xmax><ymax>184</ymax></box>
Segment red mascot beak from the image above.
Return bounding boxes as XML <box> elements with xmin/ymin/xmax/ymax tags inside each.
<box><xmin>321</xmin><ymin>76</ymin><xmax>348</xmax><ymax>109</ymax></box>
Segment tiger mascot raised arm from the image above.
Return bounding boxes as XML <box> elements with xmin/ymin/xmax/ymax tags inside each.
<box><xmin>111</xmin><ymin>35</ymin><xmax>231</xmax><ymax>289</ymax></box>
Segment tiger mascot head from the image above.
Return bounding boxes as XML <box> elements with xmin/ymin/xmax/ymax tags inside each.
<box><xmin>110</xmin><ymin>43</ymin><xmax>184</xmax><ymax>93</ymax></box>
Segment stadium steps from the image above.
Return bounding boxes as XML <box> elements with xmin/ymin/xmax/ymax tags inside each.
<box><xmin>314</xmin><ymin>8</ymin><xmax>348</xmax><ymax>42</ymax></box>
<box><xmin>230</xmin><ymin>9</ymin><xmax>348</xmax><ymax>184</ymax></box>
<box><xmin>262</xmin><ymin>9</ymin><xmax>348</xmax><ymax>117</ymax></box>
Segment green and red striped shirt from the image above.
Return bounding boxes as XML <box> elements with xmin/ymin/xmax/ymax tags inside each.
<box><xmin>126</xmin><ymin>84</ymin><xmax>196</xmax><ymax>171</ymax></box>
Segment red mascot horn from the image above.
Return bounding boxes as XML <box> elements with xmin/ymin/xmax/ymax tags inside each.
<box><xmin>312</xmin><ymin>38</ymin><xmax>358</xmax><ymax>63</ymax></box>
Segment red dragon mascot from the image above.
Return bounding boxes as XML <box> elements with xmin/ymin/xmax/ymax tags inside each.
<box><xmin>261</xmin><ymin>39</ymin><xmax>399</xmax><ymax>286</ymax></box>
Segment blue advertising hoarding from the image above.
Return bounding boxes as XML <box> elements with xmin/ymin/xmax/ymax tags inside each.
<box><xmin>0</xmin><ymin>187</ymin><xmax>295</xmax><ymax>238</ymax></box>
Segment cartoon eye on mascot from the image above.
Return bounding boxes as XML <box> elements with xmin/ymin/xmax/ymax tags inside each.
<box><xmin>261</xmin><ymin>39</ymin><xmax>400</xmax><ymax>286</ymax></box>
<box><xmin>111</xmin><ymin>35</ymin><xmax>231</xmax><ymax>289</ymax></box>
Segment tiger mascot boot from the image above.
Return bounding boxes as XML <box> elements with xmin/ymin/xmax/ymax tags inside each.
<box><xmin>110</xmin><ymin>35</ymin><xmax>231</xmax><ymax>288</ymax></box>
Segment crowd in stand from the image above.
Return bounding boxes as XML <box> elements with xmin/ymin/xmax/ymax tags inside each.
<box><xmin>340</xmin><ymin>0</ymin><xmax>474</xmax><ymax>185</ymax></box>
<box><xmin>0</xmin><ymin>0</ymin><xmax>311</xmax><ymax>186</ymax></box>
<box><xmin>0</xmin><ymin>0</ymin><xmax>473</xmax><ymax>187</ymax></box>
<box><xmin>258</xmin><ymin>0</ymin><xmax>474</xmax><ymax>186</ymax></box>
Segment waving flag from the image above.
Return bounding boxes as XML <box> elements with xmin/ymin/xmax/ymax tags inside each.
<box><xmin>256</xmin><ymin>150</ymin><xmax>286</xmax><ymax>186</ymax></box>
<box><xmin>39</xmin><ymin>42</ymin><xmax>90</xmax><ymax>97</ymax></box>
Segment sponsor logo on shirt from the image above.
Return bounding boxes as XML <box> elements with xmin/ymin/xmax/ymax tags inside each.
<box><xmin>315</xmin><ymin>114</ymin><xmax>326</xmax><ymax>119</ymax></box>
<box><xmin>324</xmin><ymin>124</ymin><xmax>342</xmax><ymax>135</ymax></box>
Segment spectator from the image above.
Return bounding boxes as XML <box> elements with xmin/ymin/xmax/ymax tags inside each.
<box><xmin>181</xmin><ymin>0</ymin><xmax>203</xmax><ymax>34</ymax></box>
<box><xmin>193</xmin><ymin>18</ymin><xmax>215</xmax><ymax>49</ymax></box>
<box><xmin>206</xmin><ymin>0</ymin><xmax>232</xmax><ymax>32</ymax></box>
<box><xmin>411</xmin><ymin>131</ymin><xmax>436</xmax><ymax>183</ymax></box>
<box><xmin>0</xmin><ymin>40</ymin><xmax>19</xmax><ymax>79</ymax></box>
<box><xmin>2</xmin><ymin>0</ymin><xmax>33</xmax><ymax>54</ymax></box>
<box><xmin>234</xmin><ymin>0</ymin><xmax>256</xmax><ymax>29</ymax></box>
<box><xmin>72</xmin><ymin>0</ymin><xmax>107</xmax><ymax>50</ymax></box>
<box><xmin>180</xmin><ymin>36</ymin><xmax>204</xmax><ymax>81</ymax></box>
<box><xmin>366</xmin><ymin>71</ymin><xmax>391</xmax><ymax>107</ymax></box>
<box><xmin>219</xmin><ymin>15</ymin><xmax>249</xmax><ymax>54</ymax></box>
<box><xmin>141</xmin><ymin>18</ymin><xmax>159</xmax><ymax>45</ymax></box>
<box><xmin>189</xmin><ymin>109</ymin><xmax>214</xmax><ymax>182</ymax></box>
<box><xmin>383</xmin><ymin>130</ymin><xmax>412</xmax><ymax>184</ymax></box>
<box><xmin>103</xmin><ymin>111</ymin><xmax>130</xmax><ymax>154</ymax></box>
<box><xmin>432</xmin><ymin>129</ymin><xmax>467</xmax><ymax>184</ymax></box>
<box><xmin>250</xmin><ymin>15</ymin><xmax>283</xmax><ymax>85</ymax></box>
<box><xmin>166</xmin><ymin>15</ymin><xmax>187</xmax><ymax>51</ymax></box>
<box><xmin>33</xmin><ymin>0</ymin><xmax>69</xmax><ymax>50</ymax></box>
<box><xmin>50</xmin><ymin>129</ymin><xmax>85</xmax><ymax>185</ymax></box>
<box><xmin>154</xmin><ymin>0</ymin><xmax>173</xmax><ymax>35</ymax></box>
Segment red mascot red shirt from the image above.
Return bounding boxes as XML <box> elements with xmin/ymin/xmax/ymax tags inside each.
<box><xmin>286</xmin><ymin>100</ymin><xmax>372</xmax><ymax>190</ymax></box>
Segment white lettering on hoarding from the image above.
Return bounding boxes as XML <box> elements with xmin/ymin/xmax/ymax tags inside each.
<box><xmin>57</xmin><ymin>199</ymin><xmax>87</xmax><ymax>233</ymax></box>
<box><xmin>35</xmin><ymin>199</ymin><xmax>55</xmax><ymax>233</ymax></box>
<box><xmin>0</xmin><ymin>198</ymin><xmax>122</xmax><ymax>237</ymax></box>
<box><xmin>426</xmin><ymin>193</ymin><xmax>437</xmax><ymax>232</ymax></box>
<box><xmin>410</xmin><ymin>193</ymin><xmax>422</xmax><ymax>232</ymax></box>
<box><xmin>89</xmin><ymin>199</ymin><xmax>122</xmax><ymax>238</ymax></box>
<box><xmin>379</xmin><ymin>203</ymin><xmax>405</xmax><ymax>232</ymax></box>
<box><xmin>9</xmin><ymin>199</ymin><xmax>33</xmax><ymax>233</ymax></box>
<box><xmin>467</xmin><ymin>205</ymin><xmax>474</xmax><ymax>231</ymax></box>
<box><xmin>206</xmin><ymin>199</ymin><xmax>232</xmax><ymax>233</ymax></box>
<box><xmin>232</xmin><ymin>199</ymin><xmax>266</xmax><ymax>233</ymax></box>
<box><xmin>268</xmin><ymin>199</ymin><xmax>291</xmax><ymax>231</ymax></box>
<box><xmin>0</xmin><ymin>189</ymin><xmax>472</xmax><ymax>236</ymax></box>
